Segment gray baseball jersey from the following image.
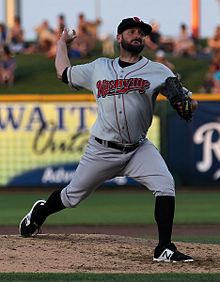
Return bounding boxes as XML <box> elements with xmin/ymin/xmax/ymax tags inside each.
<box><xmin>61</xmin><ymin>56</ymin><xmax>176</xmax><ymax>208</ymax></box>
<box><xmin>66</xmin><ymin>56</ymin><xmax>175</xmax><ymax>144</ymax></box>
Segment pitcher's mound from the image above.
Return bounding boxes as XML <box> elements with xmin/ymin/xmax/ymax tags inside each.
<box><xmin>1</xmin><ymin>234</ymin><xmax>219</xmax><ymax>273</ymax></box>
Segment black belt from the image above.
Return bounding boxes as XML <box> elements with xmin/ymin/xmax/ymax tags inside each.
<box><xmin>95</xmin><ymin>137</ymin><xmax>140</xmax><ymax>153</ymax></box>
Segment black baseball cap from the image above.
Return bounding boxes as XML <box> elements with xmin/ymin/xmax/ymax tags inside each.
<box><xmin>117</xmin><ymin>17</ymin><xmax>152</xmax><ymax>36</ymax></box>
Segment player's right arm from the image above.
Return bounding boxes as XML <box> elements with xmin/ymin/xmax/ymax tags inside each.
<box><xmin>55</xmin><ymin>28</ymin><xmax>76</xmax><ymax>80</ymax></box>
<box><xmin>55</xmin><ymin>28</ymin><xmax>96</xmax><ymax>91</ymax></box>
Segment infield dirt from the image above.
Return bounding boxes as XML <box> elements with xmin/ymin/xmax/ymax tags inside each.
<box><xmin>0</xmin><ymin>231</ymin><xmax>219</xmax><ymax>273</ymax></box>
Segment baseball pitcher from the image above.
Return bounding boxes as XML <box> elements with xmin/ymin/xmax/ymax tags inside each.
<box><xmin>19</xmin><ymin>17</ymin><xmax>197</xmax><ymax>262</ymax></box>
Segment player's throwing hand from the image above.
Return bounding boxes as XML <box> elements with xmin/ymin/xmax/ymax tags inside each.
<box><xmin>60</xmin><ymin>27</ymin><xmax>76</xmax><ymax>44</ymax></box>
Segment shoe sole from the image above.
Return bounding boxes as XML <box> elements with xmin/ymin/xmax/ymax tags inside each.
<box><xmin>19</xmin><ymin>200</ymin><xmax>46</xmax><ymax>236</ymax></box>
<box><xmin>153</xmin><ymin>258</ymin><xmax>194</xmax><ymax>263</ymax></box>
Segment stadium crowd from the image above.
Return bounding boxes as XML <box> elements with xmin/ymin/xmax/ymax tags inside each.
<box><xmin>0</xmin><ymin>13</ymin><xmax>219</xmax><ymax>92</ymax></box>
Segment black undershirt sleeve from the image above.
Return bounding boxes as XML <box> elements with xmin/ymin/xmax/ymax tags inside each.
<box><xmin>61</xmin><ymin>67</ymin><xmax>68</xmax><ymax>84</ymax></box>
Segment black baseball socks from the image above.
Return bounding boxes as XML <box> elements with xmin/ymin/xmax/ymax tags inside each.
<box><xmin>154</xmin><ymin>195</ymin><xmax>175</xmax><ymax>249</ymax></box>
<box><xmin>31</xmin><ymin>189</ymin><xmax>65</xmax><ymax>226</ymax></box>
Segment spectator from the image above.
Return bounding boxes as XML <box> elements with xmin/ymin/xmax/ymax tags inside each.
<box><xmin>86</xmin><ymin>18</ymin><xmax>101</xmax><ymax>39</ymax></box>
<box><xmin>212</xmin><ymin>70</ymin><xmax>220</xmax><ymax>93</ymax></box>
<box><xmin>76</xmin><ymin>13</ymin><xmax>87</xmax><ymax>36</ymax></box>
<box><xmin>68</xmin><ymin>13</ymin><xmax>98</xmax><ymax>58</ymax></box>
<box><xmin>174</xmin><ymin>23</ymin><xmax>196</xmax><ymax>57</ymax></box>
<box><xmin>56</xmin><ymin>14</ymin><xmax>66</xmax><ymax>34</ymax></box>
<box><xmin>200</xmin><ymin>65</ymin><xmax>215</xmax><ymax>93</ymax></box>
<box><xmin>35</xmin><ymin>20</ymin><xmax>56</xmax><ymax>53</ymax></box>
<box><xmin>47</xmin><ymin>15</ymin><xmax>67</xmax><ymax>59</ymax></box>
<box><xmin>145</xmin><ymin>20</ymin><xmax>162</xmax><ymax>51</ymax></box>
<box><xmin>102</xmin><ymin>34</ymin><xmax>115</xmax><ymax>56</ymax></box>
<box><xmin>0</xmin><ymin>23</ymin><xmax>7</xmax><ymax>48</ymax></box>
<box><xmin>8</xmin><ymin>16</ymin><xmax>24</xmax><ymax>53</ymax></box>
<box><xmin>208</xmin><ymin>25</ymin><xmax>220</xmax><ymax>55</ymax></box>
<box><xmin>0</xmin><ymin>45</ymin><xmax>16</xmax><ymax>86</ymax></box>
<box><xmin>69</xmin><ymin>31</ymin><xmax>96</xmax><ymax>58</ymax></box>
<box><xmin>155</xmin><ymin>50</ymin><xmax>175</xmax><ymax>71</ymax></box>
<box><xmin>201</xmin><ymin>53</ymin><xmax>220</xmax><ymax>93</ymax></box>
<box><xmin>76</xmin><ymin>13</ymin><xmax>101</xmax><ymax>39</ymax></box>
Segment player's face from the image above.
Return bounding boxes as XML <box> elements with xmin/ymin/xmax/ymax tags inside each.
<box><xmin>118</xmin><ymin>28</ymin><xmax>145</xmax><ymax>54</ymax></box>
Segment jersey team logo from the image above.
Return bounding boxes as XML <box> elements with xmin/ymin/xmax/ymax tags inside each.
<box><xmin>96</xmin><ymin>78</ymin><xmax>150</xmax><ymax>98</ymax></box>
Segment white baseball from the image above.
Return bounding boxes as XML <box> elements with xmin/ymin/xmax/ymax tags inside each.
<box><xmin>63</xmin><ymin>28</ymin><xmax>75</xmax><ymax>39</ymax></box>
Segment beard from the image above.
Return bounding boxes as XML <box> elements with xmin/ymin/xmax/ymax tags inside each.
<box><xmin>121</xmin><ymin>37</ymin><xmax>144</xmax><ymax>54</ymax></box>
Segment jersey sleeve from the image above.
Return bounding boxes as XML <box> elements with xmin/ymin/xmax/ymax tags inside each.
<box><xmin>62</xmin><ymin>67</ymin><xmax>68</xmax><ymax>84</ymax></box>
<box><xmin>66</xmin><ymin>59</ymin><xmax>98</xmax><ymax>91</ymax></box>
<box><xmin>154</xmin><ymin>63</ymin><xmax>176</xmax><ymax>98</ymax></box>
<box><xmin>157</xmin><ymin>64</ymin><xmax>192</xmax><ymax>99</ymax></box>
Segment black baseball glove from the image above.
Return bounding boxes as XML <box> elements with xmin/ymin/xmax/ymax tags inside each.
<box><xmin>164</xmin><ymin>77</ymin><xmax>193</xmax><ymax>122</ymax></box>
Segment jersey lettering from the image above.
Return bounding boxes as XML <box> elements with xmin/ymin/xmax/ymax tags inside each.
<box><xmin>96</xmin><ymin>78</ymin><xmax>150</xmax><ymax>98</ymax></box>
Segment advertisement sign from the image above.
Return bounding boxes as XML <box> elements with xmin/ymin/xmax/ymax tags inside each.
<box><xmin>0</xmin><ymin>99</ymin><xmax>160</xmax><ymax>187</ymax></box>
<box><xmin>192</xmin><ymin>102</ymin><xmax>220</xmax><ymax>184</ymax></box>
<box><xmin>167</xmin><ymin>101</ymin><xmax>220</xmax><ymax>186</ymax></box>
<box><xmin>0</xmin><ymin>102</ymin><xmax>95</xmax><ymax>186</ymax></box>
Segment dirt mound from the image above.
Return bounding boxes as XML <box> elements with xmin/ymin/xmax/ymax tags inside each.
<box><xmin>0</xmin><ymin>234</ymin><xmax>219</xmax><ymax>273</ymax></box>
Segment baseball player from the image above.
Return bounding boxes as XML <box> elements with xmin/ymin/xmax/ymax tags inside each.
<box><xmin>19</xmin><ymin>17</ymin><xmax>197</xmax><ymax>262</ymax></box>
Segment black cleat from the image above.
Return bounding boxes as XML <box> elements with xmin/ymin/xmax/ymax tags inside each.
<box><xmin>153</xmin><ymin>243</ymin><xmax>194</xmax><ymax>262</ymax></box>
<box><xmin>19</xmin><ymin>200</ymin><xmax>46</xmax><ymax>237</ymax></box>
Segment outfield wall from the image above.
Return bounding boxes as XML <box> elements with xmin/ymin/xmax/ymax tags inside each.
<box><xmin>0</xmin><ymin>94</ymin><xmax>219</xmax><ymax>187</ymax></box>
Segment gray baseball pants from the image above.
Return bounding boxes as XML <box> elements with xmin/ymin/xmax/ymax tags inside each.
<box><xmin>61</xmin><ymin>136</ymin><xmax>175</xmax><ymax>208</ymax></box>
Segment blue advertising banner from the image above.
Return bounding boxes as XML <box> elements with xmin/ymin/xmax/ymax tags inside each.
<box><xmin>8</xmin><ymin>164</ymin><xmax>140</xmax><ymax>187</ymax></box>
<box><xmin>166</xmin><ymin>101</ymin><xmax>220</xmax><ymax>186</ymax></box>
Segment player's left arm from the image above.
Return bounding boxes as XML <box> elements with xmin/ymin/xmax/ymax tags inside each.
<box><xmin>160</xmin><ymin>76</ymin><xmax>198</xmax><ymax>122</ymax></box>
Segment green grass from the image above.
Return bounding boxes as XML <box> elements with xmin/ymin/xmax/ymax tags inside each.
<box><xmin>168</xmin><ymin>56</ymin><xmax>210</xmax><ymax>92</ymax></box>
<box><xmin>0</xmin><ymin>54</ymin><xmax>94</xmax><ymax>94</ymax></box>
<box><xmin>0</xmin><ymin>273</ymin><xmax>219</xmax><ymax>282</ymax></box>
<box><xmin>172</xmin><ymin>235</ymin><xmax>220</xmax><ymax>245</ymax></box>
<box><xmin>0</xmin><ymin>52</ymin><xmax>209</xmax><ymax>94</ymax></box>
<box><xmin>175</xmin><ymin>191</ymin><xmax>220</xmax><ymax>224</ymax></box>
<box><xmin>0</xmin><ymin>189</ymin><xmax>219</xmax><ymax>225</ymax></box>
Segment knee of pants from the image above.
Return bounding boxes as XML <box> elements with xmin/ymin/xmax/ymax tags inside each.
<box><xmin>60</xmin><ymin>185</ymin><xmax>85</xmax><ymax>208</ymax></box>
<box><xmin>154</xmin><ymin>186</ymin><xmax>176</xmax><ymax>197</ymax></box>
<box><xmin>152</xmin><ymin>175</ymin><xmax>176</xmax><ymax>197</ymax></box>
